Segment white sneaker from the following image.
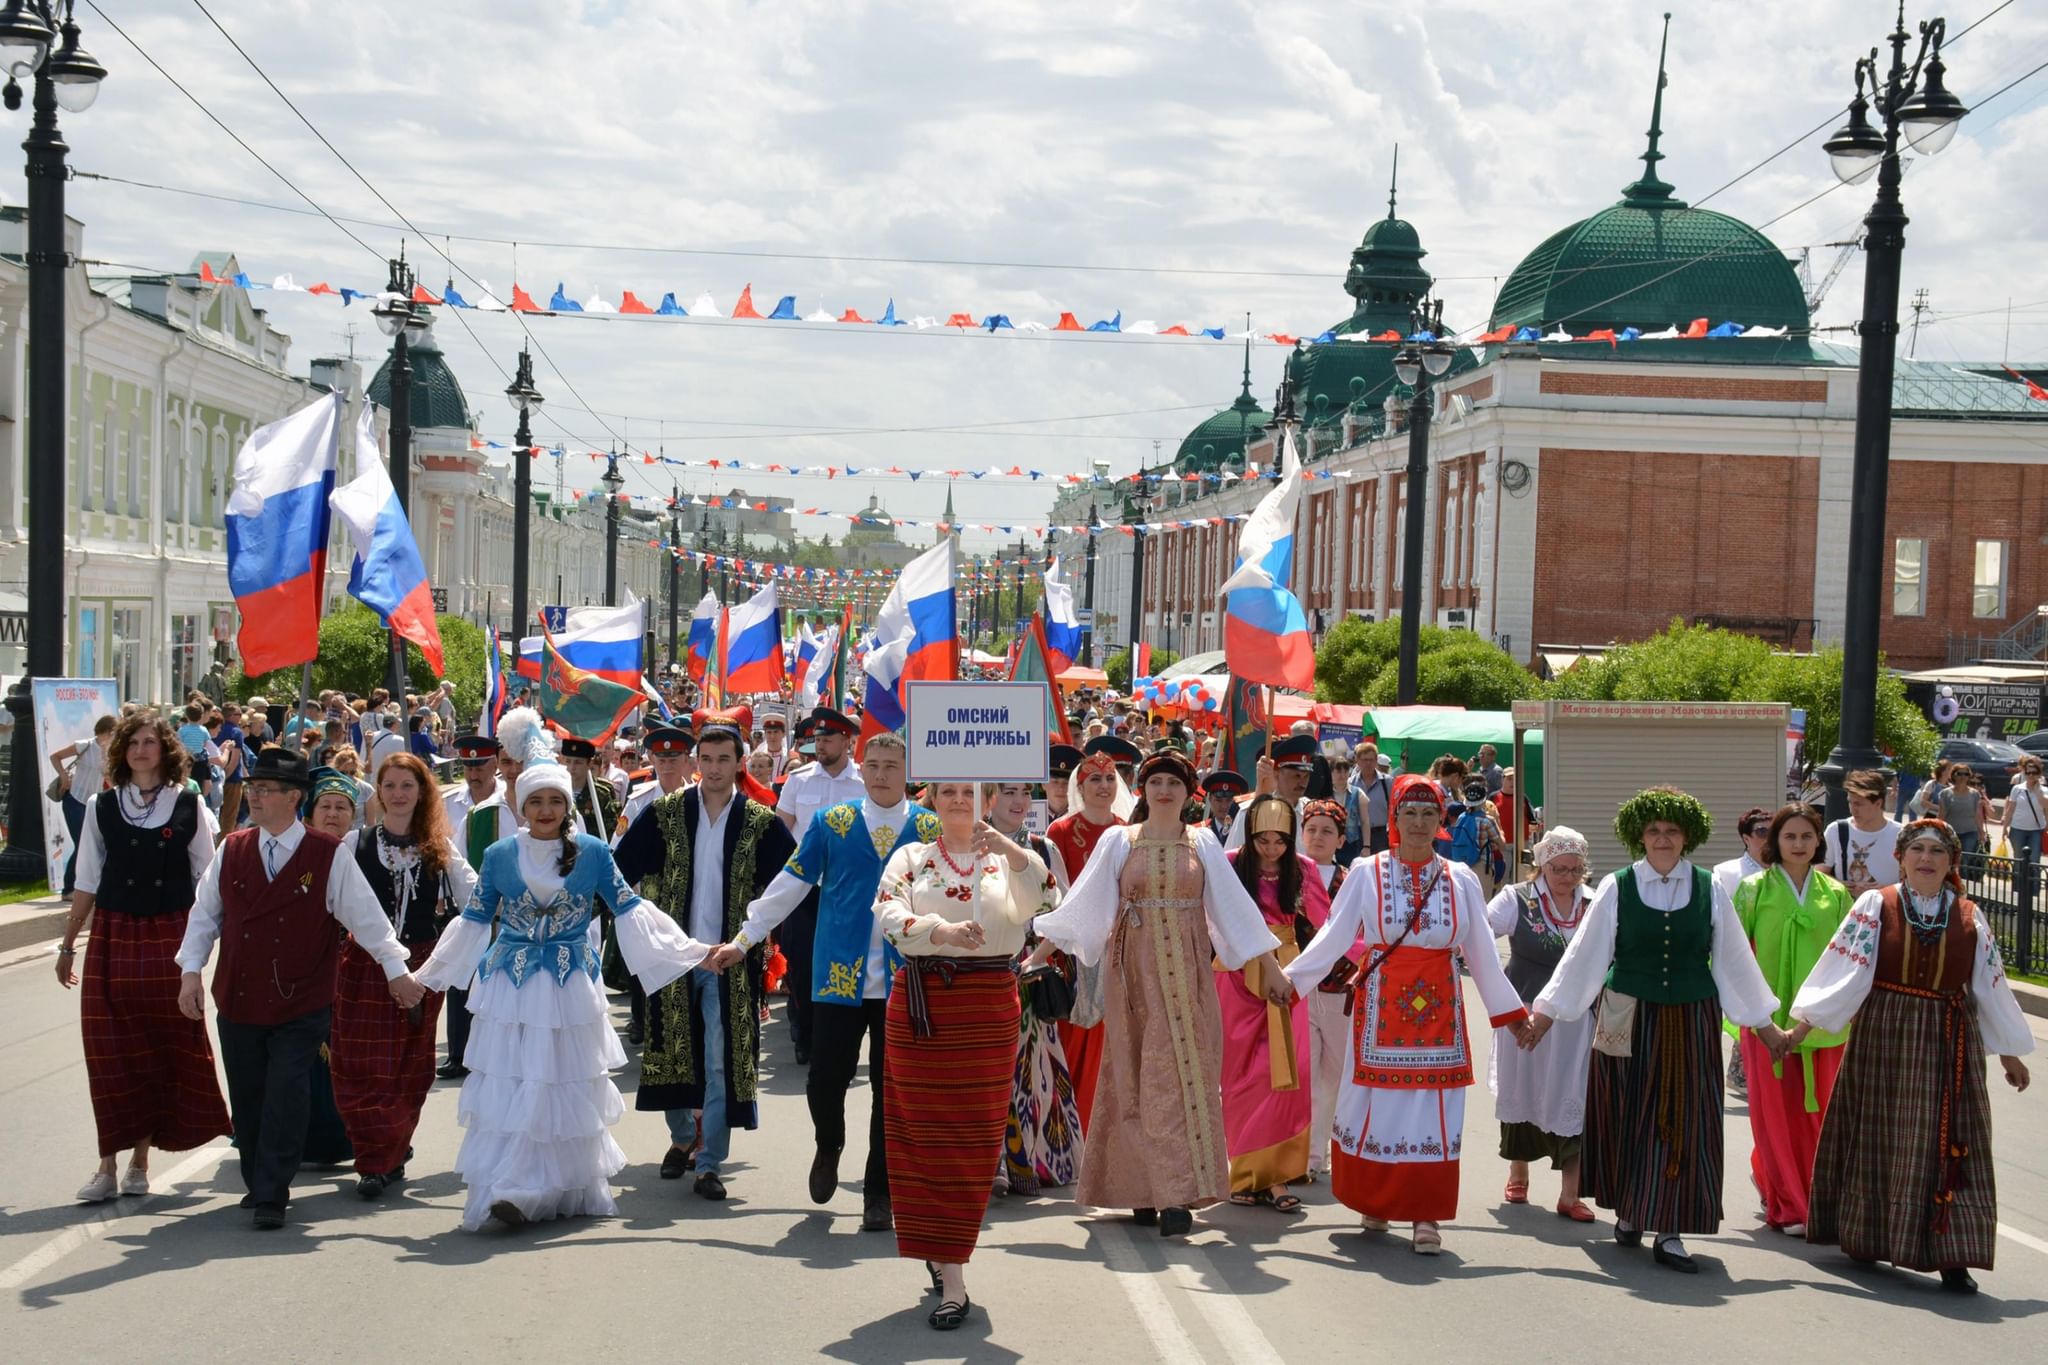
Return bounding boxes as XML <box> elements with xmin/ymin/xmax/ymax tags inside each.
<box><xmin>76</xmin><ymin>1171</ymin><xmax>118</xmax><ymax>1203</ymax></box>
<box><xmin>1360</xmin><ymin>1213</ymin><xmax>1390</xmax><ymax>1232</ymax></box>
<box><xmin>120</xmin><ymin>1166</ymin><xmax>150</xmax><ymax>1197</ymax></box>
<box><xmin>1780</xmin><ymin>1221</ymin><xmax>1807</xmax><ymax>1237</ymax></box>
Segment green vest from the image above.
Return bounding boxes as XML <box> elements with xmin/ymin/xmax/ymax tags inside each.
<box><xmin>1605</xmin><ymin>865</ymin><xmax>1717</xmax><ymax>1005</ymax></box>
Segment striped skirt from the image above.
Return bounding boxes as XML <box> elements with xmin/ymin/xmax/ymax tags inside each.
<box><xmin>329</xmin><ymin>940</ymin><xmax>443</xmax><ymax>1176</ymax></box>
<box><xmin>80</xmin><ymin>908</ymin><xmax>231</xmax><ymax>1158</ymax></box>
<box><xmin>1807</xmin><ymin>985</ymin><xmax>1998</xmax><ymax>1271</ymax></box>
<box><xmin>884</xmin><ymin>963</ymin><xmax>1021</xmax><ymax>1263</ymax></box>
<box><xmin>1581</xmin><ymin>996</ymin><xmax>1725</xmax><ymax>1235</ymax></box>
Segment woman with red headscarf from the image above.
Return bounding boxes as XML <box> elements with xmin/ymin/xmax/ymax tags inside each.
<box><xmin>1286</xmin><ymin>774</ymin><xmax>1529</xmax><ymax>1257</ymax></box>
<box><xmin>1791</xmin><ymin>817</ymin><xmax>2033</xmax><ymax>1294</ymax></box>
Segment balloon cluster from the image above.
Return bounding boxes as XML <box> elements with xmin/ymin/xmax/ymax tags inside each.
<box><xmin>1131</xmin><ymin>675</ymin><xmax>1223</xmax><ymax>714</ymax></box>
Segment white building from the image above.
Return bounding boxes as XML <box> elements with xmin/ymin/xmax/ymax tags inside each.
<box><xmin>0</xmin><ymin>213</ymin><xmax>664</xmax><ymax>704</ymax></box>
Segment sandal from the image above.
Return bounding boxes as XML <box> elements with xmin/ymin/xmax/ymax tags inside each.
<box><xmin>1412</xmin><ymin>1222</ymin><xmax>1443</xmax><ymax>1255</ymax></box>
<box><xmin>928</xmin><ymin>1295</ymin><xmax>974</xmax><ymax>1331</ymax></box>
<box><xmin>1555</xmin><ymin>1200</ymin><xmax>1596</xmax><ymax>1223</ymax></box>
<box><xmin>1231</xmin><ymin>1189</ymin><xmax>1305</xmax><ymax>1214</ymax></box>
<box><xmin>1504</xmin><ymin>1180</ymin><xmax>1529</xmax><ymax>1205</ymax></box>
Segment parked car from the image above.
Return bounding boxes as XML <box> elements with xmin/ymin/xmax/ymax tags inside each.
<box><xmin>2014</xmin><ymin>729</ymin><xmax>2048</xmax><ymax>761</ymax></box>
<box><xmin>1936</xmin><ymin>737</ymin><xmax>2027</xmax><ymax>800</ymax></box>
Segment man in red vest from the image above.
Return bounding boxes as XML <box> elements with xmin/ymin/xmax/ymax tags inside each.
<box><xmin>176</xmin><ymin>747</ymin><xmax>425</xmax><ymax>1230</ymax></box>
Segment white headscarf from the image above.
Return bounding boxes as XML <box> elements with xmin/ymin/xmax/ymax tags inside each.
<box><xmin>515</xmin><ymin>760</ymin><xmax>573</xmax><ymax>813</ymax></box>
<box><xmin>1532</xmin><ymin>824</ymin><xmax>1590</xmax><ymax>869</ymax></box>
<box><xmin>1067</xmin><ymin>755</ymin><xmax>1136</xmax><ymax>823</ymax></box>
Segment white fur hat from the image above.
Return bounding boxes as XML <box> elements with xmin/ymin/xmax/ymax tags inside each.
<box><xmin>515</xmin><ymin>760</ymin><xmax>573</xmax><ymax>812</ymax></box>
<box><xmin>496</xmin><ymin>707</ymin><xmax>556</xmax><ymax>767</ymax></box>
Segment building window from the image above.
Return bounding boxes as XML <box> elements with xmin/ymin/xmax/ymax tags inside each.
<box><xmin>1893</xmin><ymin>538</ymin><xmax>1925</xmax><ymax>617</ymax></box>
<box><xmin>111</xmin><ymin>605</ymin><xmax>145</xmax><ymax>701</ymax></box>
<box><xmin>170</xmin><ymin>613</ymin><xmax>201</xmax><ymax>698</ymax></box>
<box><xmin>1973</xmin><ymin>540</ymin><xmax>2007</xmax><ymax>619</ymax></box>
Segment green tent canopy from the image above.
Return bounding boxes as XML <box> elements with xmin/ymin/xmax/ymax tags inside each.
<box><xmin>1363</xmin><ymin>707</ymin><xmax>1546</xmax><ymax>806</ymax></box>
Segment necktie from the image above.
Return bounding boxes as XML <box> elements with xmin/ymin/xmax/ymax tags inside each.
<box><xmin>264</xmin><ymin>838</ymin><xmax>280</xmax><ymax>879</ymax></box>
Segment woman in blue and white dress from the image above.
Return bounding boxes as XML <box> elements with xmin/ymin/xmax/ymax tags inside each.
<box><xmin>419</xmin><ymin>755</ymin><xmax>708</xmax><ymax>1230</ymax></box>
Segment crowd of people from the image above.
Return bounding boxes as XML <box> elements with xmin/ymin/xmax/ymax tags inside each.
<box><xmin>48</xmin><ymin>683</ymin><xmax>2038</xmax><ymax>1331</ymax></box>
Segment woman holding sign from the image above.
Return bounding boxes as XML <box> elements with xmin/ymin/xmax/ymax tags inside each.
<box><xmin>875</xmin><ymin>781</ymin><xmax>1054</xmax><ymax>1331</ymax></box>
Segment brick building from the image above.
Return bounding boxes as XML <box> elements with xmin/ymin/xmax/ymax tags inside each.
<box><xmin>1136</xmin><ymin>66</ymin><xmax>2047</xmax><ymax>673</ymax></box>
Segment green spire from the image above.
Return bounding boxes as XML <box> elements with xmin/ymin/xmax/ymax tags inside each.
<box><xmin>1231</xmin><ymin>324</ymin><xmax>1259</xmax><ymax>414</ymax></box>
<box><xmin>1387</xmin><ymin>142</ymin><xmax>1399</xmax><ymax>221</ymax></box>
<box><xmin>1623</xmin><ymin>12</ymin><xmax>1679</xmax><ymax>205</ymax></box>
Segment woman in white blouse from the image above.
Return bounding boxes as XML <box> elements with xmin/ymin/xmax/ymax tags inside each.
<box><xmin>1790</xmin><ymin>817</ymin><xmax>2032</xmax><ymax>1294</ymax></box>
<box><xmin>875</xmin><ymin>781</ymin><xmax>1053</xmax><ymax>1332</ymax></box>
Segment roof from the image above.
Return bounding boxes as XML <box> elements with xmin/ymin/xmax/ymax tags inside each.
<box><xmin>1175</xmin><ymin>341</ymin><xmax>1271</xmax><ymax>472</ymax></box>
<box><xmin>1486</xmin><ymin>21</ymin><xmax>1810</xmax><ymax>339</ymax></box>
<box><xmin>367</xmin><ymin>333</ymin><xmax>471</xmax><ymax>432</ymax></box>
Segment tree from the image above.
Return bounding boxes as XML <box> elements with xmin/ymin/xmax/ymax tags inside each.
<box><xmin>229</xmin><ymin>605</ymin><xmax>489</xmax><ymax>720</ymax></box>
<box><xmin>1105</xmin><ymin>645</ymin><xmax>1180</xmax><ymax>692</ymax></box>
<box><xmin>1736</xmin><ymin>646</ymin><xmax>1937</xmax><ymax>776</ymax></box>
<box><xmin>1361</xmin><ymin>639</ymin><xmax>1539</xmax><ymax>709</ymax></box>
<box><xmin>1312</xmin><ymin>615</ymin><xmax>1457</xmax><ymax>704</ymax></box>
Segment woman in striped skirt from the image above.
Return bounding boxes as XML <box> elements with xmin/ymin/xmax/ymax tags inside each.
<box><xmin>1526</xmin><ymin>788</ymin><xmax>1790</xmax><ymax>1273</ymax></box>
<box><xmin>1791</xmin><ymin>818</ymin><xmax>2034</xmax><ymax>1294</ymax></box>
<box><xmin>58</xmin><ymin>713</ymin><xmax>228</xmax><ymax>1202</ymax></box>
<box><xmin>875</xmin><ymin>781</ymin><xmax>1054</xmax><ymax>1331</ymax></box>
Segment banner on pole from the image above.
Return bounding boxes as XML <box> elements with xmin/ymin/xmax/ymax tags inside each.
<box><xmin>32</xmin><ymin>677</ymin><xmax>120</xmax><ymax>889</ymax></box>
<box><xmin>904</xmin><ymin>680</ymin><xmax>1050</xmax><ymax>782</ymax></box>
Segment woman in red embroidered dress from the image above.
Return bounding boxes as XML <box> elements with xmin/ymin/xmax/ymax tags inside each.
<box><xmin>1286</xmin><ymin>775</ymin><xmax>1529</xmax><ymax>1257</ymax></box>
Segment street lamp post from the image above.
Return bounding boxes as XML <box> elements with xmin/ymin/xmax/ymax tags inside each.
<box><xmin>504</xmin><ymin>345</ymin><xmax>542</xmax><ymax>642</ymax></box>
<box><xmin>697</xmin><ymin>511</ymin><xmax>712</xmax><ymax>604</ymax></box>
<box><xmin>1816</xmin><ymin>6</ymin><xmax>1965</xmax><ymax>825</ymax></box>
<box><xmin>370</xmin><ymin>250</ymin><xmax>427</xmax><ymax>713</ymax></box>
<box><xmin>601</xmin><ymin>447</ymin><xmax>624</xmax><ymax>607</ymax></box>
<box><xmin>667</xmin><ymin>486</ymin><xmax>682</xmax><ymax>669</ymax></box>
<box><xmin>1083</xmin><ymin>504</ymin><xmax>1101</xmax><ymax>667</ymax></box>
<box><xmin>0</xmin><ymin>0</ymin><xmax>104</xmax><ymax>883</ymax></box>
<box><xmin>1391</xmin><ymin>299</ymin><xmax>1455</xmax><ymax>706</ymax></box>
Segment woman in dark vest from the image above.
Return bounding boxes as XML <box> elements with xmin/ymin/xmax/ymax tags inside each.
<box><xmin>1484</xmin><ymin>825</ymin><xmax>1595</xmax><ymax>1220</ymax></box>
<box><xmin>1791</xmin><ymin>817</ymin><xmax>2034</xmax><ymax>1294</ymax></box>
<box><xmin>329</xmin><ymin>753</ymin><xmax>476</xmax><ymax>1199</ymax></box>
<box><xmin>58</xmin><ymin>712</ymin><xmax>228</xmax><ymax>1203</ymax></box>
<box><xmin>1525</xmin><ymin>788</ymin><xmax>1790</xmax><ymax>1273</ymax></box>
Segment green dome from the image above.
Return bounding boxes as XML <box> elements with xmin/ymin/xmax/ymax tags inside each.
<box><xmin>1488</xmin><ymin>19</ymin><xmax>1809</xmax><ymax>337</ymax></box>
<box><xmin>1175</xmin><ymin>380</ymin><xmax>1270</xmax><ymax>473</ymax></box>
<box><xmin>368</xmin><ymin>336</ymin><xmax>472</xmax><ymax>431</ymax></box>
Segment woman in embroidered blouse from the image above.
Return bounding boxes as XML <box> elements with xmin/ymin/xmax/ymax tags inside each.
<box><xmin>1486</xmin><ymin>826</ymin><xmax>1594</xmax><ymax>1221</ymax></box>
<box><xmin>1791</xmin><ymin>818</ymin><xmax>2033</xmax><ymax>1294</ymax></box>
<box><xmin>418</xmin><ymin>755</ymin><xmax>708</xmax><ymax>1230</ymax></box>
<box><xmin>874</xmin><ymin>781</ymin><xmax>1053</xmax><ymax>1331</ymax></box>
<box><xmin>1027</xmin><ymin>750</ymin><xmax>1284</xmax><ymax>1241</ymax></box>
<box><xmin>328</xmin><ymin>753</ymin><xmax>476</xmax><ymax>1201</ymax></box>
<box><xmin>1730</xmin><ymin>803</ymin><xmax>1853</xmax><ymax>1238</ymax></box>
<box><xmin>1526</xmin><ymin>788</ymin><xmax>1790</xmax><ymax>1274</ymax></box>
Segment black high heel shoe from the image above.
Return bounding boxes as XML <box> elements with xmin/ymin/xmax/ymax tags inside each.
<box><xmin>928</xmin><ymin>1295</ymin><xmax>973</xmax><ymax>1331</ymax></box>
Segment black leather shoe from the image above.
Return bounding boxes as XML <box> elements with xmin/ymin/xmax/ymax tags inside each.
<box><xmin>1132</xmin><ymin>1207</ymin><xmax>1158</xmax><ymax>1226</ymax></box>
<box><xmin>1653</xmin><ymin>1239</ymin><xmax>1698</xmax><ymax>1273</ymax></box>
<box><xmin>436</xmin><ymin>1060</ymin><xmax>468</xmax><ymax>1080</ymax></box>
<box><xmin>694</xmin><ymin>1172</ymin><xmax>727</xmax><ymax>1201</ymax></box>
<box><xmin>1940</xmin><ymin>1268</ymin><xmax>1979</xmax><ymax>1294</ymax></box>
<box><xmin>626</xmin><ymin>1017</ymin><xmax>645</xmax><ymax>1046</ymax></box>
<box><xmin>251</xmin><ymin>1204</ymin><xmax>286</xmax><ymax>1230</ymax></box>
<box><xmin>238</xmin><ymin>1193</ymin><xmax>256</xmax><ymax>1209</ymax></box>
<box><xmin>1159</xmin><ymin>1207</ymin><xmax>1194</xmax><ymax>1237</ymax></box>
<box><xmin>809</xmin><ymin>1147</ymin><xmax>841</xmax><ymax>1205</ymax></box>
<box><xmin>356</xmin><ymin>1173</ymin><xmax>388</xmax><ymax>1200</ymax></box>
<box><xmin>660</xmin><ymin>1146</ymin><xmax>693</xmax><ymax>1180</ymax></box>
<box><xmin>793</xmin><ymin>1043</ymin><xmax>811</xmax><ymax>1066</ymax></box>
<box><xmin>1615</xmin><ymin>1224</ymin><xmax>1644</xmax><ymax>1248</ymax></box>
<box><xmin>862</xmin><ymin>1197</ymin><xmax>893</xmax><ymax>1231</ymax></box>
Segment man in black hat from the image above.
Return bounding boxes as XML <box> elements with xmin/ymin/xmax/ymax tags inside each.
<box><xmin>1202</xmin><ymin>769</ymin><xmax>1250</xmax><ymax>841</ymax></box>
<box><xmin>442</xmin><ymin>734</ymin><xmax>501</xmax><ymax>830</ymax></box>
<box><xmin>1223</xmin><ymin>733</ymin><xmax>1317</xmax><ymax>851</ymax></box>
<box><xmin>1046</xmin><ymin>742</ymin><xmax>1082</xmax><ymax>820</ymax></box>
<box><xmin>607</xmin><ymin>723</ymin><xmax>697</xmax><ymax>1047</ymax></box>
<box><xmin>1085</xmin><ymin>733</ymin><xmax>1142</xmax><ymax>787</ymax></box>
<box><xmin>558</xmin><ymin>736</ymin><xmax>621</xmax><ymax>839</ymax></box>
<box><xmin>175</xmin><ymin>748</ymin><xmax>426</xmax><ymax>1229</ymax></box>
<box><xmin>771</xmin><ymin>707</ymin><xmax>863</xmax><ymax>1065</ymax></box>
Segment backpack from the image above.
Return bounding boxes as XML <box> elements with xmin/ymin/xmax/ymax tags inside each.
<box><xmin>1448</xmin><ymin>807</ymin><xmax>1486</xmax><ymax>866</ymax></box>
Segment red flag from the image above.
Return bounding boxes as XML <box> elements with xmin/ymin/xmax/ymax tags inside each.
<box><xmin>1371</xmin><ymin>329</ymin><xmax>1402</xmax><ymax>341</ymax></box>
<box><xmin>1265</xmin><ymin>332</ymin><xmax>1298</xmax><ymax>346</ymax></box>
<box><xmin>1586</xmin><ymin>328</ymin><xmax>1618</xmax><ymax>347</ymax></box>
<box><xmin>510</xmin><ymin>284</ymin><xmax>543</xmax><ymax>312</ymax></box>
<box><xmin>1160</xmin><ymin>324</ymin><xmax>1191</xmax><ymax>336</ymax></box>
<box><xmin>619</xmin><ymin>291</ymin><xmax>655</xmax><ymax>315</ymax></box>
<box><xmin>732</xmin><ymin>285</ymin><xmax>763</xmax><ymax>319</ymax></box>
<box><xmin>410</xmin><ymin>284</ymin><xmax>441</xmax><ymax>305</ymax></box>
<box><xmin>1476</xmin><ymin>324</ymin><xmax>1515</xmax><ymax>343</ymax></box>
<box><xmin>199</xmin><ymin>261</ymin><xmax>225</xmax><ymax>285</ymax></box>
<box><xmin>1683</xmin><ymin>317</ymin><xmax>1709</xmax><ymax>338</ymax></box>
<box><xmin>306</xmin><ymin>282</ymin><xmax>337</xmax><ymax>296</ymax></box>
<box><xmin>1053</xmin><ymin>312</ymin><xmax>1084</xmax><ymax>331</ymax></box>
<box><xmin>2005</xmin><ymin>365</ymin><xmax>2048</xmax><ymax>401</ymax></box>
<box><xmin>945</xmin><ymin>312</ymin><xmax>975</xmax><ymax>328</ymax></box>
<box><xmin>838</xmin><ymin>308</ymin><xmax>871</xmax><ymax>323</ymax></box>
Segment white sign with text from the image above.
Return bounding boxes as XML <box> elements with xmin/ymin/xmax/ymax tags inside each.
<box><xmin>904</xmin><ymin>680</ymin><xmax>1052</xmax><ymax>782</ymax></box>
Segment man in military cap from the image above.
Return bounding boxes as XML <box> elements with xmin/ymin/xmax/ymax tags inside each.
<box><xmin>559</xmin><ymin>736</ymin><xmax>621</xmax><ymax>840</ymax></box>
<box><xmin>1201</xmin><ymin>768</ymin><xmax>1250</xmax><ymax>841</ymax></box>
<box><xmin>1045</xmin><ymin>742</ymin><xmax>1082</xmax><ymax>820</ymax></box>
<box><xmin>1224</xmin><ymin>732</ymin><xmax>1318</xmax><ymax>851</ymax></box>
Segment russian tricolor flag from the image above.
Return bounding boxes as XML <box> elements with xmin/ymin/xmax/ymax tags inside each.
<box><xmin>224</xmin><ymin>392</ymin><xmax>341</xmax><ymax>674</ymax></box>
<box><xmin>517</xmin><ymin>598</ymin><xmax>644</xmax><ymax>686</ymax></box>
<box><xmin>332</xmin><ymin>403</ymin><xmax>446</xmax><ymax>674</ymax></box>
<box><xmin>686</xmin><ymin>591</ymin><xmax>719</xmax><ymax>683</ymax></box>
<box><xmin>861</xmin><ymin>539</ymin><xmax>957</xmax><ymax>750</ymax></box>
<box><xmin>722</xmin><ymin>582</ymin><xmax>786</xmax><ymax>694</ymax></box>
<box><xmin>1042</xmin><ymin>557</ymin><xmax>1082</xmax><ymax>674</ymax></box>
<box><xmin>1219</xmin><ymin>428</ymin><xmax>1315</xmax><ymax>691</ymax></box>
<box><xmin>792</xmin><ymin>620</ymin><xmax>822</xmax><ymax>693</ymax></box>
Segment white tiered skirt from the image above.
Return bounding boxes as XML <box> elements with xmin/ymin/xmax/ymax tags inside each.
<box><xmin>421</xmin><ymin>910</ymin><xmax>702</xmax><ymax>1230</ymax></box>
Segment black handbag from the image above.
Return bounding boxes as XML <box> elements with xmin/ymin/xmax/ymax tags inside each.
<box><xmin>1021</xmin><ymin>963</ymin><xmax>1077</xmax><ymax>1021</ymax></box>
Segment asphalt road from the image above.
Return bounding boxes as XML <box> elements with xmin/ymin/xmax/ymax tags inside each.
<box><xmin>3</xmin><ymin>944</ymin><xmax>2045</xmax><ymax>1364</ymax></box>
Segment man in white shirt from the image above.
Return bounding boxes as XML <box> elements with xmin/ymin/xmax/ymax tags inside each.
<box><xmin>759</xmin><ymin>710</ymin><xmax>792</xmax><ymax>781</ymax></box>
<box><xmin>1820</xmin><ymin>768</ymin><xmax>1902</xmax><ymax>896</ymax></box>
<box><xmin>613</xmin><ymin>710</ymin><xmax>794</xmax><ymax>1201</ymax></box>
<box><xmin>767</xmin><ymin>708</ymin><xmax>864</xmax><ymax>1064</ymax></box>
<box><xmin>441</xmin><ymin>734</ymin><xmax>502</xmax><ymax>830</ymax></box>
<box><xmin>174</xmin><ymin>748</ymin><xmax>424</xmax><ymax>1229</ymax></box>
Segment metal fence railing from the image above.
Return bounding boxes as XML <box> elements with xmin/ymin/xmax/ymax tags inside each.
<box><xmin>1959</xmin><ymin>852</ymin><xmax>2047</xmax><ymax>978</ymax></box>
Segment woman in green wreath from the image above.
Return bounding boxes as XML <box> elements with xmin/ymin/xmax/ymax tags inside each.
<box><xmin>1523</xmin><ymin>787</ymin><xmax>1791</xmax><ymax>1274</ymax></box>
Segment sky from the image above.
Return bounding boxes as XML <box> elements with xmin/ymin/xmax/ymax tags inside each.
<box><xmin>50</xmin><ymin>0</ymin><xmax>2048</xmax><ymax>549</ymax></box>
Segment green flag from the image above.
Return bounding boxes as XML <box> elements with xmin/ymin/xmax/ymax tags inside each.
<box><xmin>1010</xmin><ymin>611</ymin><xmax>1072</xmax><ymax>745</ymax></box>
<box><xmin>540</xmin><ymin>626</ymin><xmax>642</xmax><ymax>744</ymax></box>
<box><xmin>1225</xmin><ymin>674</ymin><xmax>1266</xmax><ymax>778</ymax></box>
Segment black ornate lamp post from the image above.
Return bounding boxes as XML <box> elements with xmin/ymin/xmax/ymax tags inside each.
<box><xmin>1391</xmin><ymin>299</ymin><xmax>1455</xmax><ymax>706</ymax></box>
<box><xmin>504</xmin><ymin>345</ymin><xmax>542</xmax><ymax>640</ymax></box>
<box><xmin>1816</xmin><ymin>5</ymin><xmax>1965</xmax><ymax>826</ymax></box>
<box><xmin>601</xmin><ymin>447</ymin><xmax>624</xmax><ymax>607</ymax></box>
<box><xmin>0</xmin><ymin>0</ymin><xmax>103</xmax><ymax>883</ymax></box>
<box><xmin>370</xmin><ymin>250</ymin><xmax>427</xmax><ymax>710</ymax></box>
<box><xmin>1083</xmin><ymin>503</ymin><xmax>1101</xmax><ymax>668</ymax></box>
<box><xmin>697</xmin><ymin>510</ymin><xmax>711</xmax><ymax>603</ymax></box>
<box><xmin>667</xmin><ymin>483</ymin><xmax>682</xmax><ymax>670</ymax></box>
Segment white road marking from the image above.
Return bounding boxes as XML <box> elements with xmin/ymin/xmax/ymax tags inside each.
<box><xmin>0</xmin><ymin>1143</ymin><xmax>230</xmax><ymax>1292</ymax></box>
<box><xmin>1098</xmin><ymin>1220</ymin><xmax>1206</xmax><ymax>1362</ymax></box>
<box><xmin>1166</xmin><ymin>1249</ymin><xmax>1289</xmax><ymax>1365</ymax></box>
<box><xmin>1999</xmin><ymin>1222</ymin><xmax>2048</xmax><ymax>1256</ymax></box>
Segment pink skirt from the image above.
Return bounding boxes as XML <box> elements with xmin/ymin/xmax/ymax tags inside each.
<box><xmin>1740</xmin><ymin>1030</ymin><xmax>1844</xmax><ymax>1228</ymax></box>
